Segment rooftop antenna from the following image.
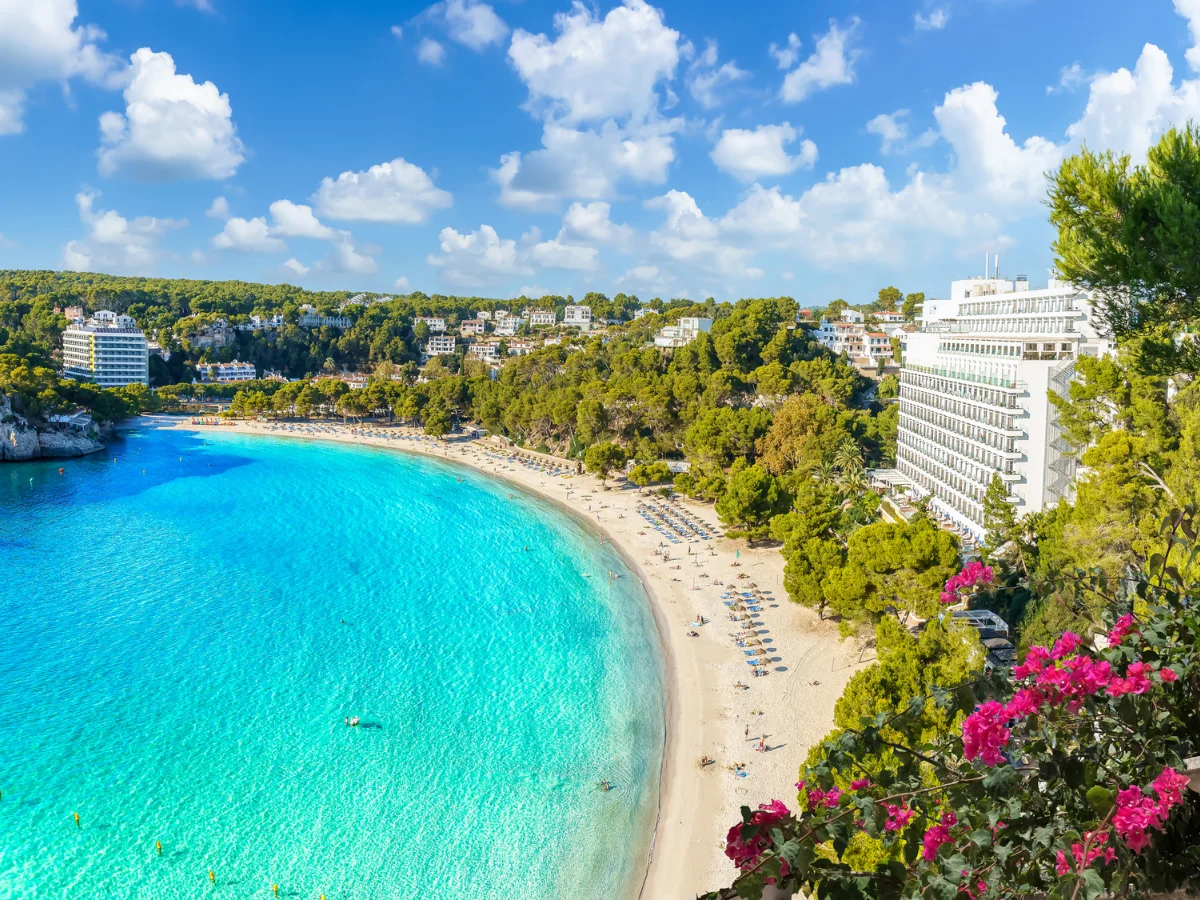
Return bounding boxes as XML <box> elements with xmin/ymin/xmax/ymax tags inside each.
<box><xmin>994</xmin><ymin>254</ymin><xmax>1000</xmax><ymax>279</ymax></box>
<box><xmin>984</xmin><ymin>252</ymin><xmax>989</xmax><ymax>279</ymax></box>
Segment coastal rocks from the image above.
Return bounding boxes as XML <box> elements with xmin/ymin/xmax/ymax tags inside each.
<box><xmin>0</xmin><ymin>395</ymin><xmax>105</xmax><ymax>462</ymax></box>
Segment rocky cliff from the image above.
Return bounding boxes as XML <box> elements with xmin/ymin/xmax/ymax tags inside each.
<box><xmin>0</xmin><ymin>395</ymin><xmax>105</xmax><ymax>461</ymax></box>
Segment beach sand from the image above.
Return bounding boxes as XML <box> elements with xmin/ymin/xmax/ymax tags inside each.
<box><xmin>159</xmin><ymin>418</ymin><xmax>865</xmax><ymax>899</ymax></box>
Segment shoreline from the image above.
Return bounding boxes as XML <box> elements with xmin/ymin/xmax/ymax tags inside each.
<box><xmin>151</xmin><ymin>417</ymin><xmax>864</xmax><ymax>898</ymax></box>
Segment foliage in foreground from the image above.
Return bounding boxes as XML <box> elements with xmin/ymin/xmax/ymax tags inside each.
<box><xmin>704</xmin><ymin>510</ymin><xmax>1200</xmax><ymax>900</ymax></box>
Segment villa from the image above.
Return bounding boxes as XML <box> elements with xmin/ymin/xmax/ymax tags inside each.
<box><xmin>416</xmin><ymin>316</ymin><xmax>447</xmax><ymax>333</ymax></box>
<box><xmin>563</xmin><ymin>305</ymin><xmax>592</xmax><ymax>330</ymax></box>
<box><xmin>425</xmin><ymin>335</ymin><xmax>457</xmax><ymax>356</ymax></box>
<box><xmin>654</xmin><ymin>317</ymin><xmax>713</xmax><ymax>348</ymax></box>
<box><xmin>461</xmin><ymin>319</ymin><xmax>486</xmax><ymax>336</ymax></box>
<box><xmin>196</xmin><ymin>361</ymin><xmax>257</xmax><ymax>383</ymax></box>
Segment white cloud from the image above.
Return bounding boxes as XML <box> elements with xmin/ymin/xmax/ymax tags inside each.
<box><xmin>282</xmin><ymin>258</ymin><xmax>310</xmax><ymax>277</ymax></box>
<box><xmin>781</xmin><ymin>271</ymin><xmax>794</xmax><ymax>280</ymax></box>
<box><xmin>212</xmin><ymin>217</ymin><xmax>286</xmax><ymax>254</ymax></box>
<box><xmin>686</xmin><ymin>39</ymin><xmax>750</xmax><ymax>109</ymax></box>
<box><xmin>178</xmin><ymin>0</ymin><xmax>216</xmax><ymax>14</ymax></box>
<box><xmin>914</xmin><ymin>9</ymin><xmax>949</xmax><ymax>31</ymax></box>
<box><xmin>206</xmin><ymin>196</ymin><xmax>230</xmax><ymax>219</ymax></box>
<box><xmin>313</xmin><ymin>157</ymin><xmax>452</xmax><ymax>223</ymax></box>
<box><xmin>417</xmin><ymin>38</ymin><xmax>446</xmax><ymax>66</ymax></box>
<box><xmin>0</xmin><ymin>0</ymin><xmax>120</xmax><ymax>136</ymax></box>
<box><xmin>514</xmin><ymin>285</ymin><xmax>549</xmax><ymax>299</ymax></box>
<box><xmin>711</xmin><ymin>123</ymin><xmax>817</xmax><ymax>182</ymax></box>
<box><xmin>427</xmin><ymin>224</ymin><xmax>534</xmax><ymax>287</ymax></box>
<box><xmin>317</xmin><ymin>238</ymin><xmax>380</xmax><ymax>275</ymax></box>
<box><xmin>866</xmin><ymin>109</ymin><xmax>937</xmax><ymax>154</ymax></box>
<box><xmin>491</xmin><ymin>119</ymin><xmax>678</xmax><ymax>210</ymax></box>
<box><xmin>268</xmin><ymin>199</ymin><xmax>337</xmax><ymax>239</ymax></box>
<box><xmin>1174</xmin><ymin>0</ymin><xmax>1200</xmax><ymax>71</ymax></box>
<box><xmin>391</xmin><ymin>25</ymin><xmax>404</xmax><ymax>39</ymax></box>
<box><xmin>1047</xmin><ymin>63</ymin><xmax>1087</xmax><ymax>95</ymax></box>
<box><xmin>440</xmin><ymin>0</ymin><xmax>508</xmax><ymax>50</ymax></box>
<box><xmin>779</xmin><ymin>18</ymin><xmax>860</xmax><ymax>103</ymax></box>
<box><xmin>508</xmin><ymin>0</ymin><xmax>681</xmax><ymax>126</ymax></box>
<box><xmin>936</xmin><ymin>82</ymin><xmax>1063</xmax><ymax>205</ymax></box>
<box><xmin>560</xmin><ymin>201</ymin><xmax>635</xmax><ymax>246</ymax></box>
<box><xmin>1067</xmin><ymin>43</ymin><xmax>1200</xmax><ymax>162</ymax></box>
<box><xmin>98</xmin><ymin>48</ymin><xmax>245</xmax><ymax>181</ymax></box>
<box><xmin>769</xmin><ymin>33</ymin><xmax>802</xmax><ymax>70</ymax></box>
<box><xmin>528</xmin><ymin>237</ymin><xmax>599</xmax><ymax>271</ymax></box>
<box><xmin>62</xmin><ymin>190</ymin><xmax>185</xmax><ymax>274</ymax></box>
<box><xmin>645</xmin><ymin>189</ymin><xmax>762</xmax><ymax>280</ymax></box>
<box><xmin>0</xmin><ymin>233</ymin><xmax>16</xmax><ymax>249</ymax></box>
<box><xmin>394</xmin><ymin>276</ymin><xmax>412</xmax><ymax>291</ymax></box>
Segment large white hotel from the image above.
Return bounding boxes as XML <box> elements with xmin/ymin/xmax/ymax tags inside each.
<box><xmin>895</xmin><ymin>270</ymin><xmax>1111</xmax><ymax>542</ymax></box>
<box><xmin>62</xmin><ymin>311</ymin><xmax>150</xmax><ymax>388</ymax></box>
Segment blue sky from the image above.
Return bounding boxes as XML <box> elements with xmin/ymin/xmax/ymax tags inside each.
<box><xmin>0</xmin><ymin>0</ymin><xmax>1196</xmax><ymax>304</ymax></box>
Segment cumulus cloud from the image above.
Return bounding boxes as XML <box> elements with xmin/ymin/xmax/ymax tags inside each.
<box><xmin>1047</xmin><ymin>63</ymin><xmax>1087</xmax><ymax>95</ymax></box>
<box><xmin>316</xmin><ymin>238</ymin><xmax>380</xmax><ymax>275</ymax></box>
<box><xmin>98</xmin><ymin>48</ymin><xmax>245</xmax><ymax>181</ymax></box>
<box><xmin>0</xmin><ymin>233</ymin><xmax>16</xmax><ymax>249</ymax></box>
<box><xmin>417</xmin><ymin>38</ymin><xmax>446</xmax><ymax>66</ymax></box>
<box><xmin>268</xmin><ymin>199</ymin><xmax>337</xmax><ymax>239</ymax></box>
<box><xmin>427</xmin><ymin>224</ymin><xmax>534</xmax><ymax>287</ymax></box>
<box><xmin>1175</xmin><ymin>0</ymin><xmax>1200</xmax><ymax>71</ymax></box>
<box><xmin>394</xmin><ymin>276</ymin><xmax>412</xmax><ymax>291</ymax></box>
<box><xmin>914</xmin><ymin>9</ymin><xmax>949</xmax><ymax>31</ymax></box>
<box><xmin>0</xmin><ymin>0</ymin><xmax>121</xmax><ymax>135</ymax></box>
<box><xmin>440</xmin><ymin>0</ymin><xmax>508</xmax><ymax>50</ymax></box>
<box><xmin>212</xmin><ymin>216</ymin><xmax>286</xmax><ymax>254</ymax></box>
<box><xmin>313</xmin><ymin>157</ymin><xmax>452</xmax><ymax>223</ymax></box>
<box><xmin>866</xmin><ymin>109</ymin><xmax>937</xmax><ymax>154</ymax></box>
<box><xmin>645</xmin><ymin>190</ymin><xmax>762</xmax><ymax>280</ymax></box>
<box><xmin>282</xmin><ymin>258</ymin><xmax>310</xmax><ymax>278</ymax></box>
<box><xmin>391</xmin><ymin>25</ymin><xmax>404</xmax><ymax>39</ymax></box>
<box><xmin>62</xmin><ymin>190</ymin><xmax>185</xmax><ymax>274</ymax></box>
<box><xmin>560</xmin><ymin>201</ymin><xmax>635</xmax><ymax>247</ymax></box>
<box><xmin>769</xmin><ymin>33</ymin><xmax>802</xmax><ymax>71</ymax></box>
<box><xmin>206</xmin><ymin>196</ymin><xmax>230</xmax><ymax>219</ymax></box>
<box><xmin>779</xmin><ymin>18</ymin><xmax>860</xmax><ymax>103</ymax></box>
<box><xmin>686</xmin><ymin>39</ymin><xmax>750</xmax><ymax>109</ymax></box>
<box><xmin>711</xmin><ymin>123</ymin><xmax>817</xmax><ymax>182</ymax></box>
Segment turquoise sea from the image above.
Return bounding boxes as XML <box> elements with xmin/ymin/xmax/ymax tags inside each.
<box><xmin>0</xmin><ymin>426</ymin><xmax>665</xmax><ymax>899</ymax></box>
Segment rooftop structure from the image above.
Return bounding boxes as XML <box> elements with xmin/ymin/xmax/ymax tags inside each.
<box><xmin>563</xmin><ymin>305</ymin><xmax>592</xmax><ymax>330</ymax></box>
<box><xmin>62</xmin><ymin>311</ymin><xmax>150</xmax><ymax>388</ymax></box>
<box><xmin>654</xmin><ymin>316</ymin><xmax>713</xmax><ymax>348</ymax></box>
<box><xmin>895</xmin><ymin>269</ymin><xmax>1113</xmax><ymax>542</ymax></box>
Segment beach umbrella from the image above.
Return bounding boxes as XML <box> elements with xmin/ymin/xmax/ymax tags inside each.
<box><xmin>754</xmin><ymin>647</ymin><xmax>769</xmax><ymax>656</ymax></box>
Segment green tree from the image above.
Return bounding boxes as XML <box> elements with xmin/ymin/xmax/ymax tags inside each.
<box><xmin>982</xmin><ymin>472</ymin><xmax>1017</xmax><ymax>549</ymax></box>
<box><xmin>900</xmin><ymin>291</ymin><xmax>924</xmax><ymax>322</ymax></box>
<box><xmin>715</xmin><ymin>461</ymin><xmax>790</xmax><ymax>542</ymax></box>
<box><xmin>874</xmin><ymin>286</ymin><xmax>902</xmax><ymax>311</ymax></box>
<box><xmin>583</xmin><ymin>441</ymin><xmax>627</xmax><ymax>484</ymax></box>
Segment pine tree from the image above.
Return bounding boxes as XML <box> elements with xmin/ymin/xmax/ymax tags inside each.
<box><xmin>983</xmin><ymin>472</ymin><xmax>1016</xmax><ymax>549</ymax></box>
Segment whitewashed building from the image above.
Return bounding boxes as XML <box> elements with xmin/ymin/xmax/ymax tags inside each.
<box><xmin>238</xmin><ymin>314</ymin><xmax>285</xmax><ymax>332</ymax></box>
<box><xmin>506</xmin><ymin>340</ymin><xmax>534</xmax><ymax>356</ymax></box>
<box><xmin>525</xmin><ymin>309</ymin><xmax>557</xmax><ymax>327</ymax></box>
<box><xmin>425</xmin><ymin>335</ymin><xmax>457</xmax><ymax>356</ymax></box>
<box><xmin>563</xmin><ymin>305</ymin><xmax>592</xmax><ymax>330</ymax></box>
<box><xmin>299</xmin><ymin>305</ymin><xmax>351</xmax><ymax>329</ymax></box>
<box><xmin>494</xmin><ymin>316</ymin><xmax>525</xmax><ymax>337</ymax></box>
<box><xmin>461</xmin><ymin>319</ymin><xmax>486</xmax><ymax>336</ymax></box>
<box><xmin>654</xmin><ymin>316</ymin><xmax>713</xmax><ymax>348</ymax></box>
<box><xmin>416</xmin><ymin>316</ymin><xmax>447</xmax><ymax>333</ymax></box>
<box><xmin>817</xmin><ymin>320</ymin><xmax>893</xmax><ymax>362</ymax></box>
<box><xmin>468</xmin><ymin>342</ymin><xmax>499</xmax><ymax>361</ymax></box>
<box><xmin>63</xmin><ymin>311</ymin><xmax>149</xmax><ymax>388</ymax></box>
<box><xmin>895</xmin><ymin>272</ymin><xmax>1113</xmax><ymax>542</ymax></box>
<box><xmin>196</xmin><ymin>361</ymin><xmax>257</xmax><ymax>383</ymax></box>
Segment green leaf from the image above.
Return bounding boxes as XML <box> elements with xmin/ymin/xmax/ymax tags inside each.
<box><xmin>968</xmin><ymin>829</ymin><xmax>993</xmax><ymax>848</ymax></box>
<box><xmin>928</xmin><ymin>876</ymin><xmax>958</xmax><ymax>900</ymax></box>
<box><xmin>1086</xmin><ymin>786</ymin><xmax>1114</xmax><ymax>816</ymax></box>
<box><xmin>1080</xmin><ymin>868</ymin><xmax>1106</xmax><ymax>900</ymax></box>
<box><xmin>983</xmin><ymin>766</ymin><xmax>1019</xmax><ymax>793</ymax></box>
<box><xmin>942</xmin><ymin>853</ymin><xmax>969</xmax><ymax>884</ymax></box>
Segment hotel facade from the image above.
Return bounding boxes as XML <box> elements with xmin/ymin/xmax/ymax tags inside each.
<box><xmin>895</xmin><ymin>274</ymin><xmax>1112</xmax><ymax>542</ymax></box>
<box><xmin>62</xmin><ymin>311</ymin><xmax>150</xmax><ymax>388</ymax></box>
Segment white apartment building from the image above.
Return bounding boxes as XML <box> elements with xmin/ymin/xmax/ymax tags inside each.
<box><xmin>461</xmin><ymin>319</ymin><xmax>486</xmax><ymax>336</ymax></box>
<box><xmin>563</xmin><ymin>305</ymin><xmax>592</xmax><ymax>330</ymax></box>
<box><xmin>298</xmin><ymin>305</ymin><xmax>351</xmax><ymax>329</ymax></box>
<box><xmin>494</xmin><ymin>316</ymin><xmax>525</xmax><ymax>337</ymax></box>
<box><xmin>524</xmin><ymin>309</ymin><xmax>557</xmax><ymax>327</ymax></box>
<box><xmin>633</xmin><ymin>308</ymin><xmax>653</xmax><ymax>320</ymax></box>
<box><xmin>506</xmin><ymin>340</ymin><xmax>534</xmax><ymax>356</ymax></box>
<box><xmin>895</xmin><ymin>273</ymin><xmax>1113</xmax><ymax>542</ymax></box>
<box><xmin>63</xmin><ymin>311</ymin><xmax>150</xmax><ymax>388</ymax></box>
<box><xmin>237</xmin><ymin>314</ymin><xmax>285</xmax><ymax>332</ymax></box>
<box><xmin>654</xmin><ymin>316</ymin><xmax>713</xmax><ymax>348</ymax></box>
<box><xmin>817</xmin><ymin>320</ymin><xmax>893</xmax><ymax>362</ymax></box>
<box><xmin>416</xmin><ymin>316</ymin><xmax>447</xmax><ymax>333</ymax></box>
<box><xmin>196</xmin><ymin>361</ymin><xmax>257</xmax><ymax>383</ymax></box>
<box><xmin>468</xmin><ymin>342</ymin><xmax>499</xmax><ymax>361</ymax></box>
<box><xmin>425</xmin><ymin>335</ymin><xmax>457</xmax><ymax>356</ymax></box>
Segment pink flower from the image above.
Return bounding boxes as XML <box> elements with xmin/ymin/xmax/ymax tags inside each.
<box><xmin>1108</xmin><ymin>613</ymin><xmax>1137</xmax><ymax>646</ymax></box>
<box><xmin>1051</xmin><ymin>632</ymin><xmax>1083</xmax><ymax>659</ymax></box>
<box><xmin>807</xmin><ymin>788</ymin><xmax>826</xmax><ymax>811</ymax></box>
<box><xmin>1152</xmin><ymin>767</ymin><xmax>1189</xmax><ymax>813</ymax></box>
<box><xmin>962</xmin><ymin>701</ymin><xmax>1011</xmax><ymax>766</ymax></box>
<box><xmin>1013</xmin><ymin>645</ymin><xmax>1050</xmax><ymax>679</ymax></box>
<box><xmin>1109</xmin><ymin>661</ymin><xmax>1153</xmax><ymax>697</ymax></box>
<box><xmin>1113</xmin><ymin>782</ymin><xmax>1174</xmax><ymax>853</ymax></box>
<box><xmin>850</xmin><ymin>777</ymin><xmax>872</xmax><ymax>791</ymax></box>
<box><xmin>1056</xmin><ymin>849</ymin><xmax>1071</xmax><ymax>876</ymax></box>
<box><xmin>1004</xmin><ymin>687</ymin><xmax>1045</xmax><ymax>720</ymax></box>
<box><xmin>823</xmin><ymin>787</ymin><xmax>842</xmax><ymax>809</ymax></box>
<box><xmin>922</xmin><ymin>824</ymin><xmax>954</xmax><ymax>861</ymax></box>
<box><xmin>724</xmin><ymin>800</ymin><xmax>792</xmax><ymax>870</ymax></box>
<box><xmin>1159</xmin><ymin>667</ymin><xmax>1178</xmax><ymax>683</ymax></box>
<box><xmin>795</xmin><ymin>780</ymin><xmax>806</xmax><ymax>792</ymax></box>
<box><xmin>940</xmin><ymin>811</ymin><xmax>958</xmax><ymax>827</ymax></box>
<box><xmin>885</xmin><ymin>804</ymin><xmax>913</xmax><ymax>831</ymax></box>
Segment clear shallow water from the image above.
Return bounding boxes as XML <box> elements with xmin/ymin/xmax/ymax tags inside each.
<box><xmin>0</xmin><ymin>426</ymin><xmax>664</xmax><ymax>899</ymax></box>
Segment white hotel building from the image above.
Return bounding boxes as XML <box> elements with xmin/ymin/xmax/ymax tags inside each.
<box><xmin>895</xmin><ymin>274</ymin><xmax>1112</xmax><ymax>542</ymax></box>
<box><xmin>62</xmin><ymin>311</ymin><xmax>150</xmax><ymax>388</ymax></box>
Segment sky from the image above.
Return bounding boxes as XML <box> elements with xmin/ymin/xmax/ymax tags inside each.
<box><xmin>1</xmin><ymin>0</ymin><xmax>1198</xmax><ymax>305</ymax></box>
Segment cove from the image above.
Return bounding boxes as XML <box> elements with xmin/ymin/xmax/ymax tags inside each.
<box><xmin>0</xmin><ymin>426</ymin><xmax>665</xmax><ymax>899</ymax></box>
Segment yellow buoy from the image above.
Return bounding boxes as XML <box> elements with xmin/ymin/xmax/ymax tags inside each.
<box><xmin>209</xmin><ymin>870</ymin><xmax>215</xmax><ymax>884</ymax></box>
<box><xmin>73</xmin><ymin>812</ymin><xmax>80</xmax><ymax>828</ymax></box>
<box><xmin>156</xmin><ymin>840</ymin><xmax>162</xmax><ymax>855</ymax></box>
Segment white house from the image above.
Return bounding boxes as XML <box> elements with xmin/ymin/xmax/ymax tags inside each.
<box><xmin>895</xmin><ymin>272</ymin><xmax>1113</xmax><ymax>542</ymax></box>
<box><xmin>425</xmin><ymin>335</ymin><xmax>457</xmax><ymax>356</ymax></box>
<box><xmin>494</xmin><ymin>316</ymin><xmax>525</xmax><ymax>337</ymax></box>
<box><xmin>299</xmin><ymin>305</ymin><xmax>351</xmax><ymax>329</ymax></box>
<box><xmin>460</xmin><ymin>319</ymin><xmax>486</xmax><ymax>336</ymax></box>
<box><xmin>506</xmin><ymin>340</ymin><xmax>534</xmax><ymax>356</ymax></box>
<box><xmin>654</xmin><ymin>316</ymin><xmax>713</xmax><ymax>348</ymax></box>
<box><xmin>196</xmin><ymin>361</ymin><xmax>257</xmax><ymax>383</ymax></box>
<box><xmin>563</xmin><ymin>305</ymin><xmax>592</xmax><ymax>330</ymax></box>
<box><xmin>468</xmin><ymin>342</ymin><xmax>500</xmax><ymax>361</ymax></box>
<box><xmin>840</xmin><ymin>309</ymin><xmax>865</xmax><ymax>323</ymax></box>
<box><xmin>525</xmin><ymin>309</ymin><xmax>557</xmax><ymax>327</ymax></box>
<box><xmin>63</xmin><ymin>312</ymin><xmax>150</xmax><ymax>388</ymax></box>
<box><xmin>238</xmin><ymin>314</ymin><xmax>285</xmax><ymax>332</ymax></box>
<box><xmin>817</xmin><ymin>319</ymin><xmax>893</xmax><ymax>363</ymax></box>
<box><xmin>416</xmin><ymin>316</ymin><xmax>447</xmax><ymax>333</ymax></box>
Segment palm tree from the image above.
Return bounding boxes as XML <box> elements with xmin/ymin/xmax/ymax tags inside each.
<box><xmin>838</xmin><ymin>467</ymin><xmax>869</xmax><ymax>498</ymax></box>
<box><xmin>834</xmin><ymin>438</ymin><xmax>864</xmax><ymax>475</ymax></box>
<box><xmin>812</xmin><ymin>460</ymin><xmax>837</xmax><ymax>484</ymax></box>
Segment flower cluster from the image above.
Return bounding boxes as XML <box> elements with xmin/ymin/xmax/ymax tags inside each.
<box><xmin>1055</xmin><ymin>831</ymin><xmax>1116</xmax><ymax>876</ymax></box>
<box><xmin>921</xmin><ymin>811</ymin><xmax>959</xmax><ymax>861</ymax></box>
<box><xmin>725</xmin><ymin>800</ymin><xmax>791</xmax><ymax>870</ymax></box>
<box><xmin>1113</xmin><ymin>768</ymin><xmax>1191</xmax><ymax>853</ymax></box>
<box><xmin>885</xmin><ymin>803</ymin><xmax>914</xmax><ymax>831</ymax></box>
<box><xmin>962</xmin><ymin>700</ymin><xmax>1012</xmax><ymax>765</ymax></box>
<box><xmin>940</xmin><ymin>560</ymin><xmax>995</xmax><ymax>604</ymax></box>
<box><xmin>1107</xmin><ymin>613</ymin><xmax>1137</xmax><ymax>646</ymax></box>
<box><xmin>806</xmin><ymin>786</ymin><xmax>841</xmax><ymax>811</ymax></box>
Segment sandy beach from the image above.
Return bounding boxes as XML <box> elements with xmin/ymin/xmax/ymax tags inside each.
<box><xmin>158</xmin><ymin>417</ymin><xmax>865</xmax><ymax>899</ymax></box>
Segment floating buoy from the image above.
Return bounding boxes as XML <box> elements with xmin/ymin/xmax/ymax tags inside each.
<box><xmin>209</xmin><ymin>870</ymin><xmax>215</xmax><ymax>884</ymax></box>
<box><xmin>74</xmin><ymin>812</ymin><xmax>80</xmax><ymax>828</ymax></box>
<box><xmin>156</xmin><ymin>840</ymin><xmax>162</xmax><ymax>855</ymax></box>
<box><xmin>58</xmin><ymin>467</ymin><xmax>64</xmax><ymax>475</ymax></box>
